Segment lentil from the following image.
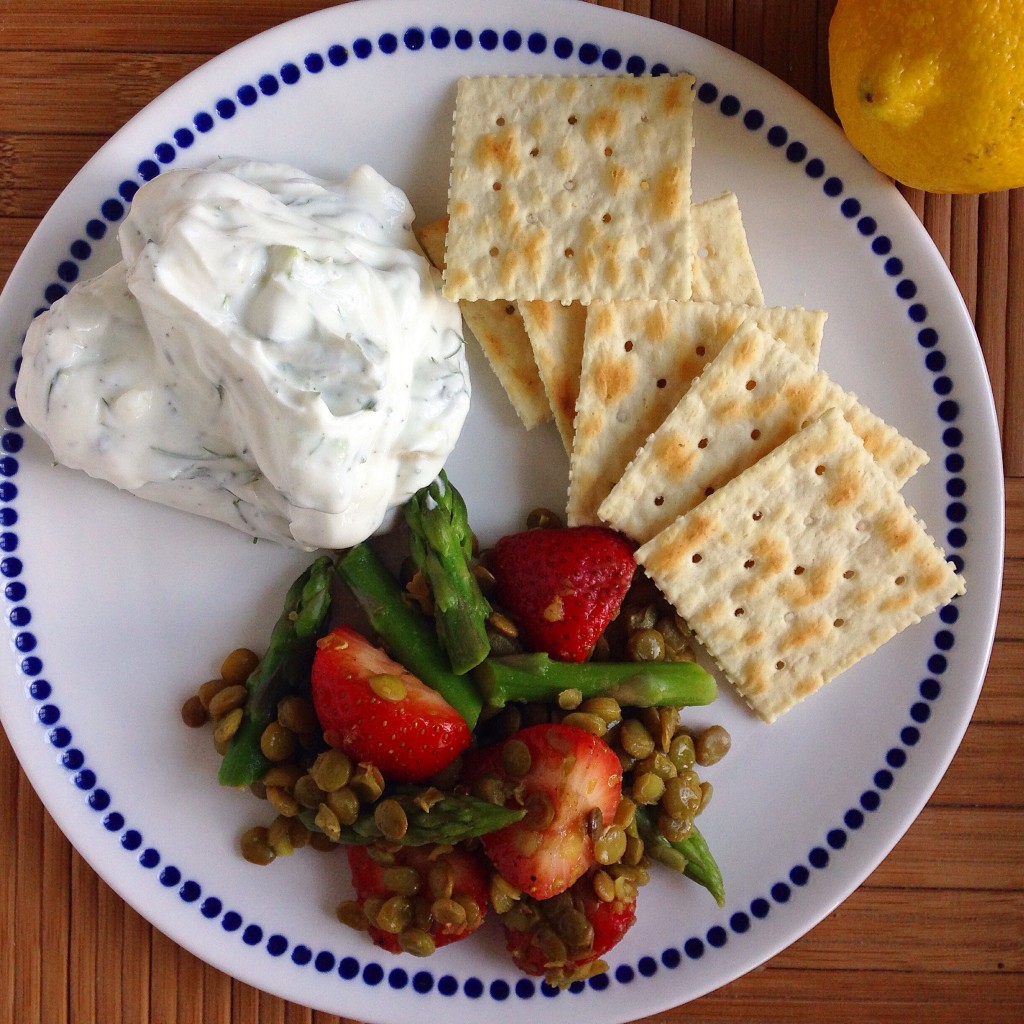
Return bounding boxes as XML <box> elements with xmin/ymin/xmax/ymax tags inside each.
<box><xmin>695</xmin><ymin>724</ymin><xmax>732</xmax><ymax>765</ymax></box>
<box><xmin>207</xmin><ymin>683</ymin><xmax>248</xmax><ymax>718</ymax></box>
<box><xmin>180</xmin><ymin>694</ymin><xmax>208</xmax><ymax>728</ymax></box>
<box><xmin>220</xmin><ymin>647</ymin><xmax>260</xmax><ymax>686</ymax></box>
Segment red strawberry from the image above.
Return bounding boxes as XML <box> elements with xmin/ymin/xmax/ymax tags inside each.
<box><xmin>311</xmin><ymin>626</ymin><xmax>470</xmax><ymax>783</ymax></box>
<box><xmin>502</xmin><ymin>871</ymin><xmax>638</xmax><ymax>982</ymax></box>
<box><xmin>346</xmin><ymin>843</ymin><xmax>490</xmax><ymax>954</ymax></box>
<box><xmin>492</xmin><ymin>526</ymin><xmax>636</xmax><ymax>662</ymax></box>
<box><xmin>464</xmin><ymin>723</ymin><xmax>623</xmax><ymax>900</ymax></box>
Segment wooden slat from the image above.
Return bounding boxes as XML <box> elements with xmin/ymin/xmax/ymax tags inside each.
<box><xmin>995</xmin><ymin>558</ymin><xmax>1024</xmax><ymax>641</ymax></box>
<box><xmin>1</xmin><ymin>1</ymin><xmax>326</xmax><ymax>56</ymax></box>
<box><xmin>863</xmin><ymin>805</ymin><xmax>1024</xmax><ymax>890</ymax></box>
<box><xmin>776</xmin><ymin>889</ymin><xmax>1024</xmax><ymax>972</ymax></box>
<box><xmin>677</xmin><ymin>967</ymin><xmax>1024</xmax><ymax>1024</ymax></box>
<box><xmin>0</xmin><ymin>52</ymin><xmax>211</xmax><ymax>135</ymax></box>
<box><xmin>930</xmin><ymin>722</ymin><xmax>1024</xmax><ymax>806</ymax></box>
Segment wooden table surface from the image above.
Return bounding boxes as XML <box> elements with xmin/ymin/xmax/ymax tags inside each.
<box><xmin>1</xmin><ymin>1</ymin><xmax>1021</xmax><ymax>1022</ymax></box>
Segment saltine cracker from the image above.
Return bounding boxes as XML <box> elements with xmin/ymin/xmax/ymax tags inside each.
<box><xmin>567</xmin><ymin>301</ymin><xmax>827</xmax><ymax>525</ymax></box>
<box><xmin>599</xmin><ymin>319</ymin><xmax>928</xmax><ymax>541</ymax></box>
<box><xmin>522</xmin><ymin>191</ymin><xmax>765</xmax><ymax>453</ymax></box>
<box><xmin>443</xmin><ymin>74</ymin><xmax>696</xmax><ymax>303</ymax></box>
<box><xmin>417</xmin><ymin>217</ymin><xmax>550</xmax><ymax>429</ymax></box>
<box><xmin>637</xmin><ymin>408</ymin><xmax>965</xmax><ymax>723</ymax></box>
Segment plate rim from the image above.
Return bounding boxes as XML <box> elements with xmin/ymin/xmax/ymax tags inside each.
<box><xmin>0</xmin><ymin>1</ymin><xmax>1004</xmax><ymax>1020</ymax></box>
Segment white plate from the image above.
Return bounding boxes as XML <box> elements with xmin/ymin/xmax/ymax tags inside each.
<box><xmin>0</xmin><ymin>1</ymin><xmax>1003</xmax><ymax>1021</ymax></box>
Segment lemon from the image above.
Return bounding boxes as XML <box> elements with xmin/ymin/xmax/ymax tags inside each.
<box><xmin>829</xmin><ymin>0</ymin><xmax>1024</xmax><ymax>193</ymax></box>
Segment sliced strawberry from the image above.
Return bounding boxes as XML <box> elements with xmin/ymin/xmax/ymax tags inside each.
<box><xmin>311</xmin><ymin>626</ymin><xmax>470</xmax><ymax>783</ymax></box>
<box><xmin>502</xmin><ymin>871</ymin><xmax>638</xmax><ymax>984</ymax></box>
<box><xmin>347</xmin><ymin>843</ymin><xmax>489</xmax><ymax>954</ymax></box>
<box><xmin>464</xmin><ymin>723</ymin><xmax>623</xmax><ymax>900</ymax></box>
<box><xmin>491</xmin><ymin>526</ymin><xmax>637</xmax><ymax>662</ymax></box>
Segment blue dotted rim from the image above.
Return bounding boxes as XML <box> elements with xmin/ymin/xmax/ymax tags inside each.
<box><xmin>3</xmin><ymin>21</ymin><xmax>966</xmax><ymax>1006</ymax></box>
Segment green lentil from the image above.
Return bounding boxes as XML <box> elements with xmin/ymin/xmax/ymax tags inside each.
<box><xmin>209</xmin><ymin>683</ymin><xmax>247</xmax><ymax>720</ymax></box>
<box><xmin>695</xmin><ymin>724</ymin><xmax>732</xmax><ymax>765</ymax></box>
<box><xmin>220</xmin><ymin>647</ymin><xmax>260</xmax><ymax>686</ymax></box>
<box><xmin>309</xmin><ymin>748</ymin><xmax>352</xmax><ymax>792</ymax></box>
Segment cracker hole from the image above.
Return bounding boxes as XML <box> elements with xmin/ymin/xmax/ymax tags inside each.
<box><xmin>751</xmin><ymin>429</ymin><xmax>761</xmax><ymax>440</ymax></box>
<box><xmin>504</xmin><ymin>304</ymin><xmax>515</xmax><ymax>315</ymax></box>
<box><xmin>568</xmin><ymin>115</ymin><xmax>578</xmax><ymax>125</ymax></box>
<box><xmin>697</xmin><ymin>438</ymin><xmax>709</xmax><ymax>449</ymax></box>
<box><xmin>855</xmin><ymin>520</ymin><xmax>868</xmax><ymax>532</ymax></box>
<box><xmin>833</xmin><ymin>618</ymin><xmax>845</xmax><ymax>628</ymax></box>
<box><xmin>640</xmin><ymin>113</ymin><xmax>650</xmax><ymax>123</ymax></box>
<box><xmin>489</xmin><ymin>246</ymin><xmax>500</xmax><ymax>257</ymax></box>
<box><xmin>640</xmin><ymin>179</ymin><xmax>650</xmax><ymax>191</ymax></box>
<box><xmin>602</xmin><ymin>212</ymin><xmax>612</xmax><ymax>223</ymax></box>
<box><xmin>793</xmin><ymin>565</ymin><xmax>805</xmax><ymax>576</ymax></box>
<box><xmin>894</xmin><ymin>575</ymin><xmax>906</xmax><ymax>586</ymax></box>
<box><xmin>492</xmin><ymin>181</ymin><xmax>502</xmax><ymax>191</ymax></box>
<box><xmin>743</xmin><ymin>559</ymin><xmax>755</xmax><ymax>569</ymax></box>
<box><xmin>564</xmin><ymin>247</ymin><xmax>575</xmax><ymax>258</ymax></box>
<box><xmin>564</xmin><ymin>179</ymin><xmax>576</xmax><ymax>191</ymax></box>
<box><xmin>784</xmin><ymin>610</ymin><xmax>795</xmax><ymax>622</ymax></box>
<box><xmin>604</xmin><ymin>146</ymin><xmax>613</xmax><ymax>157</ymax></box>
<box><xmin>691</xmin><ymin>553</ymin><xmax>702</xmax><ymax>564</ymax></box>
<box><xmin>654</xmin><ymin>495</ymin><xmax>664</xmax><ymax>506</ymax></box>
<box><xmin>752</xmin><ymin>511</ymin><xmax>763</xmax><ymax>521</ymax></box>
<box><xmin>734</xmin><ymin>608</ymin><xmax>745</xmax><ymax>617</ymax></box>
<box><xmin>496</xmin><ymin>116</ymin><xmax>506</xmax><ymax>126</ymax></box>
<box><xmin>695</xmin><ymin>345</ymin><xmax>706</xmax><ymax>357</ymax></box>
<box><xmin>624</xmin><ymin>340</ymin><xmax>634</xmax><ymax>352</ymax></box>
<box><xmin>704</xmin><ymin>486</ymin><xmax>715</xmax><ymax>497</ymax></box>
<box><xmin>530</xmin><ymin>147</ymin><xmax>540</xmax><ymax>157</ymax></box>
<box><xmin>639</xmin><ymin>246</ymin><xmax>649</xmax><ymax>259</ymax></box>
<box><xmin>656</xmin><ymin>378</ymin><xmax>667</xmax><ymax>389</ymax></box>
<box><xmin>843</xmin><ymin>569</ymin><xmax>856</xmax><ymax>580</ymax></box>
<box><xmin>815</xmin><ymin>465</ymin><xmax>826</xmax><ymax>476</ymax></box>
<box><xmin>745</xmin><ymin>379</ymin><xmax>757</xmax><ymax>391</ymax></box>
<box><xmin>775</xmin><ymin>660</ymin><xmax>786</xmax><ymax>671</ymax></box>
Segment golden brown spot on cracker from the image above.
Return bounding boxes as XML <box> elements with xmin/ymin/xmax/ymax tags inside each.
<box><xmin>605</xmin><ymin>162</ymin><xmax>630</xmax><ymax>193</ymax></box>
<box><xmin>584</xmin><ymin>106</ymin><xmax>621</xmax><ymax>143</ymax></box>
<box><xmin>472</xmin><ymin>130</ymin><xmax>522</xmax><ymax>175</ymax></box>
<box><xmin>879</xmin><ymin>510</ymin><xmax>915</xmax><ymax>551</ymax></box>
<box><xmin>826</xmin><ymin>463</ymin><xmax>864</xmax><ymax>508</ymax></box>
<box><xmin>591</xmin><ymin>353</ymin><xmax>637</xmax><ymax>405</ymax></box>
<box><xmin>651</xmin><ymin>431</ymin><xmax>696</xmax><ymax>477</ymax></box>
<box><xmin>712</xmin><ymin>397</ymin><xmax>745</xmax><ymax>423</ymax></box>
<box><xmin>661</xmin><ymin>78</ymin><xmax>689</xmax><ymax>114</ymax></box>
<box><xmin>651</xmin><ymin>166</ymin><xmax>683</xmax><ymax>221</ymax></box>
<box><xmin>751</xmin><ymin>535</ymin><xmax>788</xmax><ymax>576</ymax></box>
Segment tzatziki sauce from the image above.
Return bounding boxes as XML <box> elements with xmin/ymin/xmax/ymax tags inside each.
<box><xmin>15</xmin><ymin>158</ymin><xmax>470</xmax><ymax>549</ymax></box>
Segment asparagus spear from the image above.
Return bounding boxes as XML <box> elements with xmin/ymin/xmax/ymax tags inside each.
<box><xmin>336</xmin><ymin>542</ymin><xmax>484</xmax><ymax>728</ymax></box>
<box><xmin>474</xmin><ymin>652</ymin><xmax>718</xmax><ymax>710</ymax></box>
<box><xmin>635</xmin><ymin>805</ymin><xmax>726</xmax><ymax>907</ymax></box>
<box><xmin>404</xmin><ymin>472</ymin><xmax>492</xmax><ymax>675</ymax></box>
<box><xmin>302</xmin><ymin>789</ymin><xmax>525</xmax><ymax>846</ymax></box>
<box><xmin>218</xmin><ymin>555</ymin><xmax>334</xmax><ymax>787</ymax></box>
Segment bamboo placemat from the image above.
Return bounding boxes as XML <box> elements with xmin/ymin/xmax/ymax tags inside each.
<box><xmin>1</xmin><ymin>2</ymin><xmax>1021</xmax><ymax>1022</ymax></box>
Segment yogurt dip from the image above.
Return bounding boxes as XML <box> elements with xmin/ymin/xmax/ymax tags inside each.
<box><xmin>15</xmin><ymin>158</ymin><xmax>470</xmax><ymax>549</ymax></box>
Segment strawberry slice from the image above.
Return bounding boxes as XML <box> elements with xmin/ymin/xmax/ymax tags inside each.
<box><xmin>491</xmin><ymin>526</ymin><xmax>636</xmax><ymax>662</ymax></box>
<box><xmin>465</xmin><ymin>723</ymin><xmax>623</xmax><ymax>900</ymax></box>
<box><xmin>502</xmin><ymin>871</ymin><xmax>638</xmax><ymax>983</ymax></box>
<box><xmin>346</xmin><ymin>843</ymin><xmax>489</xmax><ymax>955</ymax></box>
<box><xmin>311</xmin><ymin>626</ymin><xmax>470</xmax><ymax>783</ymax></box>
